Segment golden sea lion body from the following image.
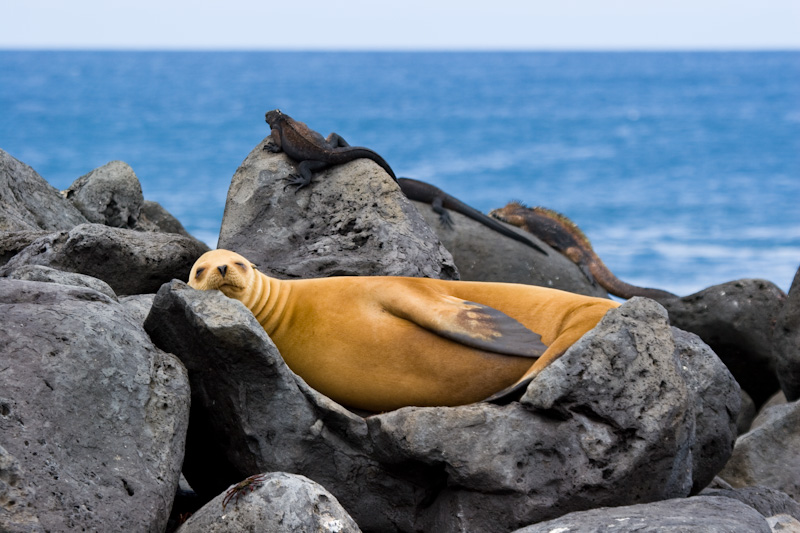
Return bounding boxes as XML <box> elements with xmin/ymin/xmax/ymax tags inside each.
<box><xmin>189</xmin><ymin>249</ymin><xmax>619</xmax><ymax>411</ymax></box>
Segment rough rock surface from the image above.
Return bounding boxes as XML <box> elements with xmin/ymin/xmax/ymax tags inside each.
<box><xmin>719</xmin><ymin>399</ymin><xmax>800</xmax><ymax>500</ymax></box>
<box><xmin>0</xmin><ymin>223</ymin><xmax>209</xmax><ymax>295</ymax></box>
<box><xmin>660</xmin><ymin>278</ymin><xmax>786</xmax><ymax>407</ymax></box>
<box><xmin>0</xmin><ymin>148</ymin><xmax>88</xmax><ymax>232</ymax></box>
<box><xmin>511</xmin><ymin>496</ymin><xmax>771</xmax><ymax>533</ymax></box>
<box><xmin>2</xmin><ymin>263</ymin><xmax>118</xmax><ymax>300</ymax></box>
<box><xmin>217</xmin><ymin>137</ymin><xmax>458</xmax><ymax>280</ymax></box>
<box><xmin>670</xmin><ymin>327</ymin><xmax>741</xmax><ymax>493</ymax></box>
<box><xmin>738</xmin><ymin>389</ymin><xmax>757</xmax><ymax>435</ymax></box>
<box><xmin>773</xmin><ymin>267</ymin><xmax>800</xmax><ymax>401</ymax></box>
<box><xmin>62</xmin><ymin>160</ymin><xmax>146</xmax><ymax>228</ymax></box>
<box><xmin>175</xmin><ymin>472</ymin><xmax>361</xmax><ymax>533</ymax></box>
<box><xmin>702</xmin><ymin>485</ymin><xmax>800</xmax><ymax>522</ymax></box>
<box><xmin>119</xmin><ymin>293</ymin><xmax>156</xmax><ymax>326</ymax></box>
<box><xmin>145</xmin><ymin>284</ymin><xmax>739</xmax><ymax>533</ymax></box>
<box><xmin>139</xmin><ymin>200</ymin><xmax>195</xmax><ymax>237</ymax></box>
<box><xmin>0</xmin><ymin>444</ymin><xmax>45</xmax><ymax>533</ymax></box>
<box><xmin>768</xmin><ymin>514</ymin><xmax>800</xmax><ymax>532</ymax></box>
<box><xmin>0</xmin><ymin>231</ymin><xmax>50</xmax><ymax>266</ymax></box>
<box><xmin>410</xmin><ymin>199</ymin><xmax>608</xmax><ymax>297</ymax></box>
<box><xmin>0</xmin><ymin>278</ymin><xmax>191</xmax><ymax>532</ymax></box>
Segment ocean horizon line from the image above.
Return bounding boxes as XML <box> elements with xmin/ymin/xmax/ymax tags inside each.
<box><xmin>1</xmin><ymin>47</ymin><xmax>799</xmax><ymax>54</ymax></box>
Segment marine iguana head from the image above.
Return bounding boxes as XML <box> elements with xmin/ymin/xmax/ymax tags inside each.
<box><xmin>264</xmin><ymin>109</ymin><xmax>286</xmax><ymax>127</ymax></box>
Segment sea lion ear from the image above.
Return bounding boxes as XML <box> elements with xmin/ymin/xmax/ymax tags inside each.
<box><xmin>251</xmin><ymin>263</ymin><xmax>258</xmax><ymax>271</ymax></box>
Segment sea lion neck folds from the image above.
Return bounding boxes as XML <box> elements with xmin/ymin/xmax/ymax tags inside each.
<box><xmin>188</xmin><ymin>249</ymin><xmax>288</xmax><ymax>337</ymax></box>
<box><xmin>188</xmin><ymin>249</ymin><xmax>619</xmax><ymax>412</ymax></box>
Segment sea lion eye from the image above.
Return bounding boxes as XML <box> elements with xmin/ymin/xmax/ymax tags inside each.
<box><xmin>235</xmin><ymin>262</ymin><xmax>247</xmax><ymax>270</ymax></box>
<box><xmin>195</xmin><ymin>267</ymin><xmax>205</xmax><ymax>278</ymax></box>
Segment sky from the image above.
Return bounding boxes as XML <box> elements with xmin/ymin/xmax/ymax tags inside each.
<box><xmin>1</xmin><ymin>0</ymin><xmax>799</xmax><ymax>50</ymax></box>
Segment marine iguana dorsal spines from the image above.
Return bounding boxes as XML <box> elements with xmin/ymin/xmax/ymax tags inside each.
<box><xmin>264</xmin><ymin>109</ymin><xmax>396</xmax><ymax>189</ymax></box>
<box><xmin>490</xmin><ymin>201</ymin><xmax>677</xmax><ymax>301</ymax></box>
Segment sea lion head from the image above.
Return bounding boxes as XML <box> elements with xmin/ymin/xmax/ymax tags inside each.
<box><xmin>188</xmin><ymin>249</ymin><xmax>257</xmax><ymax>299</ymax></box>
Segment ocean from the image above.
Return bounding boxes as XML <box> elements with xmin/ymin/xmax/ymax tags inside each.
<box><xmin>1</xmin><ymin>51</ymin><xmax>798</xmax><ymax>296</ymax></box>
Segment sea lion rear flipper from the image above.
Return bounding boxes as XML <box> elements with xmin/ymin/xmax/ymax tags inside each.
<box><xmin>483</xmin><ymin>377</ymin><xmax>533</xmax><ymax>404</ymax></box>
<box><xmin>382</xmin><ymin>285</ymin><xmax>548</xmax><ymax>358</ymax></box>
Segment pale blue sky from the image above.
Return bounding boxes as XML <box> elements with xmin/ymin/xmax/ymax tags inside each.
<box><xmin>1</xmin><ymin>0</ymin><xmax>799</xmax><ymax>50</ymax></box>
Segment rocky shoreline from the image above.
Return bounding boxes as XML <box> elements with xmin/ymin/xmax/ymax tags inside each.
<box><xmin>1</xmin><ymin>142</ymin><xmax>799</xmax><ymax>532</ymax></box>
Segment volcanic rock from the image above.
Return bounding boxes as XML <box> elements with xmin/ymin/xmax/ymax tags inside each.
<box><xmin>510</xmin><ymin>496</ymin><xmax>771</xmax><ymax>533</ymax></box>
<box><xmin>0</xmin><ymin>148</ymin><xmax>88</xmax><ymax>232</ymax></box>
<box><xmin>0</xmin><ymin>223</ymin><xmax>209</xmax><ymax>295</ymax></box>
<box><xmin>773</xmin><ymin>266</ymin><xmax>800</xmax><ymax>401</ymax></box>
<box><xmin>217</xmin><ymin>137</ymin><xmax>458</xmax><ymax>280</ymax></box>
<box><xmin>175</xmin><ymin>472</ymin><xmax>361</xmax><ymax>533</ymax></box>
<box><xmin>145</xmin><ymin>284</ymin><xmax>739</xmax><ymax>533</ymax></box>
<box><xmin>660</xmin><ymin>278</ymin><xmax>786</xmax><ymax>407</ymax></box>
<box><xmin>0</xmin><ymin>278</ymin><xmax>190</xmax><ymax>532</ymax></box>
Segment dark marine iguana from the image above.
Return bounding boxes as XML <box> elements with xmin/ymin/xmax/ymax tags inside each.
<box><xmin>490</xmin><ymin>201</ymin><xmax>677</xmax><ymax>300</ymax></box>
<box><xmin>398</xmin><ymin>177</ymin><xmax>547</xmax><ymax>256</ymax></box>
<box><xmin>264</xmin><ymin>109</ymin><xmax>396</xmax><ymax>189</ymax></box>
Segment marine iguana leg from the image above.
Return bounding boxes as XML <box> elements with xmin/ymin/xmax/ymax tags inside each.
<box><xmin>285</xmin><ymin>160</ymin><xmax>329</xmax><ymax>190</ymax></box>
<box><xmin>431</xmin><ymin>196</ymin><xmax>454</xmax><ymax>229</ymax></box>
<box><xmin>264</xmin><ymin>142</ymin><xmax>283</xmax><ymax>154</ymax></box>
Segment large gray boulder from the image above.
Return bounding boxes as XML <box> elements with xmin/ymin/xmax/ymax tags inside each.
<box><xmin>175</xmin><ymin>472</ymin><xmax>361</xmax><ymax>533</ymax></box>
<box><xmin>660</xmin><ymin>278</ymin><xmax>786</xmax><ymax>407</ymax></box>
<box><xmin>511</xmin><ymin>496</ymin><xmax>771</xmax><ymax>533</ymax></box>
<box><xmin>62</xmin><ymin>160</ymin><xmax>146</xmax><ymax>229</ymax></box>
<box><xmin>0</xmin><ymin>148</ymin><xmax>88</xmax><ymax>232</ymax></box>
<box><xmin>410</xmin><ymin>199</ymin><xmax>608</xmax><ymax>297</ymax></box>
<box><xmin>145</xmin><ymin>283</ymin><xmax>739</xmax><ymax>533</ymax></box>
<box><xmin>2</xmin><ymin>263</ymin><xmax>118</xmax><ymax>300</ymax></box>
<box><xmin>217</xmin><ymin>137</ymin><xmax>458</xmax><ymax>280</ymax></box>
<box><xmin>0</xmin><ymin>278</ymin><xmax>191</xmax><ymax>532</ymax></box>
<box><xmin>773</xmin><ymin>267</ymin><xmax>800</xmax><ymax>401</ymax></box>
<box><xmin>718</xmin><ymin>399</ymin><xmax>800</xmax><ymax>501</ymax></box>
<box><xmin>0</xmin><ymin>223</ymin><xmax>209</xmax><ymax>295</ymax></box>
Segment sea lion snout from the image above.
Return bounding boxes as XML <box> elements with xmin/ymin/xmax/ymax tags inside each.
<box><xmin>217</xmin><ymin>264</ymin><xmax>228</xmax><ymax>277</ymax></box>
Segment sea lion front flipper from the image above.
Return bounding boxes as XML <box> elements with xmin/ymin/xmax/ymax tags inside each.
<box><xmin>381</xmin><ymin>284</ymin><xmax>548</xmax><ymax>358</ymax></box>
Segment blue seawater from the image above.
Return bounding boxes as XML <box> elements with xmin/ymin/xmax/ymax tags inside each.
<box><xmin>1</xmin><ymin>51</ymin><xmax>798</xmax><ymax>295</ymax></box>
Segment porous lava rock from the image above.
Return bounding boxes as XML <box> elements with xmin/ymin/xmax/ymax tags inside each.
<box><xmin>0</xmin><ymin>148</ymin><xmax>88</xmax><ymax>232</ymax></box>
<box><xmin>718</xmin><ymin>398</ymin><xmax>800</xmax><ymax>501</ymax></box>
<box><xmin>62</xmin><ymin>160</ymin><xmax>146</xmax><ymax>229</ymax></box>
<box><xmin>175</xmin><ymin>472</ymin><xmax>361</xmax><ymax>533</ymax></box>
<box><xmin>0</xmin><ymin>278</ymin><xmax>190</xmax><ymax>532</ymax></box>
<box><xmin>660</xmin><ymin>278</ymin><xmax>786</xmax><ymax>407</ymax></box>
<box><xmin>510</xmin><ymin>496</ymin><xmax>771</xmax><ymax>533</ymax></box>
<box><xmin>773</xmin><ymin>266</ymin><xmax>800</xmax><ymax>401</ymax></box>
<box><xmin>146</xmin><ymin>283</ymin><xmax>739</xmax><ymax>533</ymax></box>
<box><xmin>0</xmin><ymin>223</ymin><xmax>209</xmax><ymax>295</ymax></box>
<box><xmin>217</xmin><ymin>137</ymin><xmax>458</xmax><ymax>280</ymax></box>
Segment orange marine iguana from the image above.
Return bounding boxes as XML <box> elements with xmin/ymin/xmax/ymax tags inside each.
<box><xmin>264</xmin><ymin>109</ymin><xmax>396</xmax><ymax>189</ymax></box>
<box><xmin>399</xmin><ymin>177</ymin><xmax>547</xmax><ymax>255</ymax></box>
<box><xmin>490</xmin><ymin>201</ymin><xmax>677</xmax><ymax>300</ymax></box>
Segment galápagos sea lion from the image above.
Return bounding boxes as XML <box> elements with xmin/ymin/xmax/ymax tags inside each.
<box><xmin>188</xmin><ymin>249</ymin><xmax>619</xmax><ymax>411</ymax></box>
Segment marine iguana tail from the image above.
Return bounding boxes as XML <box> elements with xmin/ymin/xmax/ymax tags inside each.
<box><xmin>490</xmin><ymin>201</ymin><xmax>677</xmax><ymax>300</ymax></box>
<box><xmin>265</xmin><ymin>109</ymin><xmax>396</xmax><ymax>189</ymax></box>
<box><xmin>398</xmin><ymin>178</ymin><xmax>547</xmax><ymax>256</ymax></box>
